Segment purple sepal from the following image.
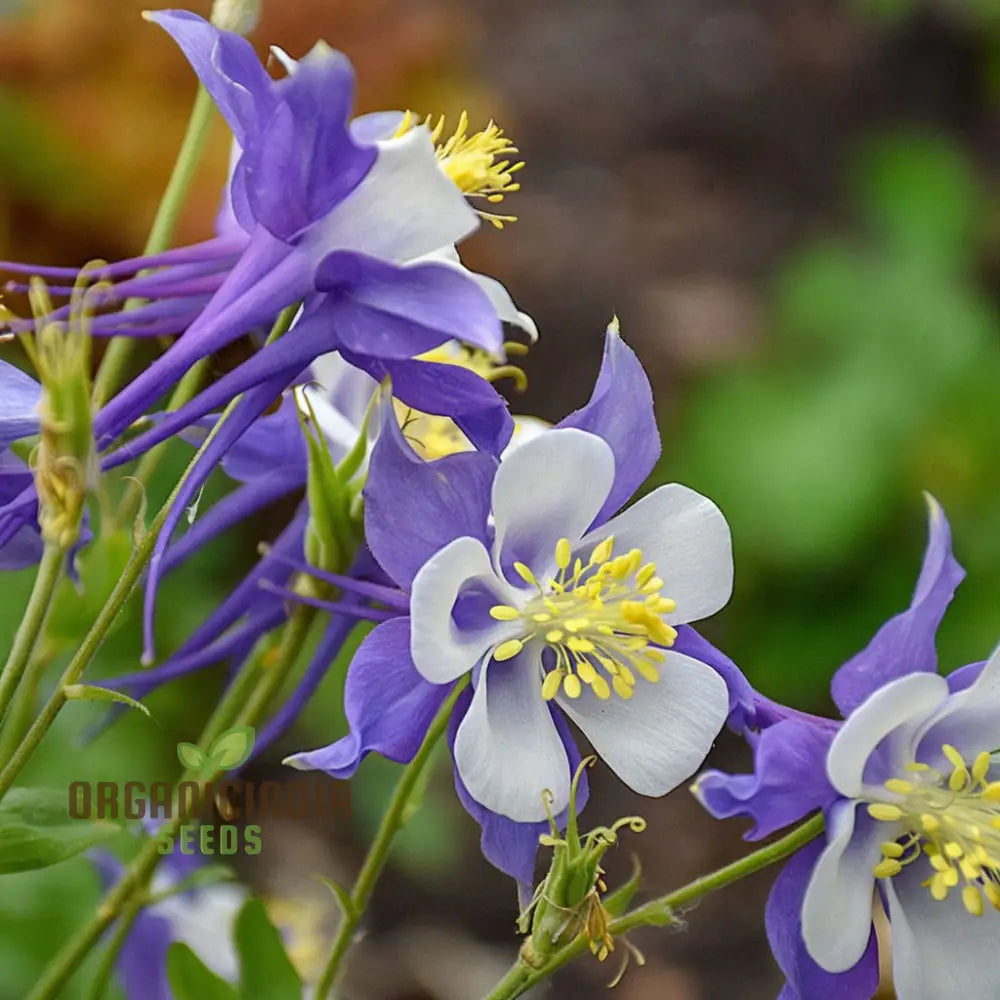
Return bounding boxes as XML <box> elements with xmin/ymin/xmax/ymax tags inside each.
<box><xmin>287</xmin><ymin>616</ymin><xmax>451</xmax><ymax>777</ymax></box>
<box><xmin>364</xmin><ymin>409</ymin><xmax>496</xmax><ymax>588</ymax></box>
<box><xmin>315</xmin><ymin>251</ymin><xmax>503</xmax><ymax>357</ymax></box>
<box><xmin>695</xmin><ymin>718</ymin><xmax>837</xmax><ymax>840</ymax></box>
<box><xmin>446</xmin><ymin>687</ymin><xmax>589</xmax><ymax>887</ymax></box>
<box><xmin>765</xmin><ymin>842</ymin><xmax>879</xmax><ymax>1000</ymax></box>
<box><xmin>831</xmin><ymin>498</ymin><xmax>964</xmax><ymax>716</ymax></box>
<box><xmin>0</xmin><ymin>360</ymin><xmax>41</xmax><ymax>448</ymax></box>
<box><xmin>672</xmin><ymin>625</ymin><xmax>758</xmax><ymax>732</ymax></box>
<box><xmin>946</xmin><ymin>659</ymin><xmax>987</xmax><ymax>693</ymax></box>
<box><xmin>556</xmin><ymin>326</ymin><xmax>659</xmax><ymax>526</ymax></box>
<box><xmin>248</xmin><ymin>45</ymin><xmax>375</xmax><ymax>240</ymax></box>
<box><xmin>146</xmin><ymin>11</ymin><xmax>276</xmax><ymax>148</ymax></box>
<box><xmin>364</xmin><ymin>353</ymin><xmax>513</xmax><ymax>457</ymax></box>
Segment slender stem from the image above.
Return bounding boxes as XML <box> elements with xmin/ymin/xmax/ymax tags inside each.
<box><xmin>80</xmin><ymin>902</ymin><xmax>141</xmax><ymax>1000</ymax></box>
<box><xmin>482</xmin><ymin>812</ymin><xmax>826</xmax><ymax>1000</ymax></box>
<box><xmin>314</xmin><ymin>680</ymin><xmax>469</xmax><ymax>1000</ymax></box>
<box><xmin>91</xmin><ymin>85</ymin><xmax>216</xmax><ymax>408</ymax></box>
<box><xmin>0</xmin><ymin>544</ymin><xmax>66</xmax><ymax>727</ymax></box>
<box><xmin>0</xmin><ymin>645</ymin><xmax>56</xmax><ymax>767</ymax></box>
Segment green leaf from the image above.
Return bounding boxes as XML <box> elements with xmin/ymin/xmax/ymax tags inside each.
<box><xmin>318</xmin><ymin>875</ymin><xmax>355</xmax><ymax>921</ymax></box>
<box><xmin>235</xmin><ymin>898</ymin><xmax>302</xmax><ymax>1000</ymax></box>
<box><xmin>207</xmin><ymin>726</ymin><xmax>256</xmax><ymax>772</ymax></box>
<box><xmin>62</xmin><ymin>684</ymin><xmax>152</xmax><ymax>719</ymax></box>
<box><xmin>166</xmin><ymin>942</ymin><xmax>239</xmax><ymax>1000</ymax></box>
<box><xmin>177</xmin><ymin>742</ymin><xmax>207</xmax><ymax>772</ymax></box>
<box><xmin>0</xmin><ymin>788</ymin><xmax>118</xmax><ymax>874</ymax></box>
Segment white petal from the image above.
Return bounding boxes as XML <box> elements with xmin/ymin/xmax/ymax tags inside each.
<box><xmin>305</xmin><ymin>126</ymin><xmax>479</xmax><ymax>264</ymax></box>
<box><xmin>491</xmin><ymin>428</ymin><xmax>615</xmax><ymax>580</ymax></box>
<box><xmin>580</xmin><ymin>484</ymin><xmax>733</xmax><ymax>625</ymax></box>
<box><xmin>410</xmin><ymin>536</ymin><xmax>521</xmax><ymax>684</ymax></box>
<box><xmin>884</xmin><ymin>867</ymin><xmax>1000</xmax><ymax>1000</ymax></box>
<box><xmin>415</xmin><ymin>246</ymin><xmax>537</xmax><ymax>339</ymax></box>
<box><xmin>917</xmin><ymin>643</ymin><xmax>1000</xmax><ymax>761</ymax></box>
<box><xmin>558</xmin><ymin>650</ymin><xmax>728</xmax><ymax>796</ymax></box>
<box><xmin>827</xmin><ymin>672</ymin><xmax>949</xmax><ymax>798</ymax></box>
<box><xmin>801</xmin><ymin>800</ymin><xmax>882</xmax><ymax>972</ymax></box>
<box><xmin>501</xmin><ymin>416</ymin><xmax>551</xmax><ymax>460</ymax></box>
<box><xmin>453</xmin><ymin>646</ymin><xmax>570</xmax><ymax>822</ymax></box>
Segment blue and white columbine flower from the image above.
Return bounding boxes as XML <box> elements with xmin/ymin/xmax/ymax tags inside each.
<box><xmin>695</xmin><ymin>498</ymin><xmax>999</xmax><ymax>1000</ymax></box>
<box><xmin>288</xmin><ymin>324</ymin><xmax>740</xmax><ymax>879</ymax></box>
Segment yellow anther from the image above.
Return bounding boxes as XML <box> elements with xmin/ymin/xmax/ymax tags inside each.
<box><xmin>577</xmin><ymin>661</ymin><xmax>597</xmax><ymax>685</ymax></box>
<box><xmin>514</xmin><ymin>562</ymin><xmax>537</xmax><ymax>586</ymax></box>
<box><xmin>873</xmin><ymin>859</ymin><xmax>902</xmax><ymax>879</ymax></box>
<box><xmin>944</xmin><ymin>842</ymin><xmax>964</xmax><ymax>859</ymax></box>
<box><xmin>490</xmin><ymin>605</ymin><xmax>520</xmax><ymax>621</ymax></box>
<box><xmin>590</xmin><ymin>536</ymin><xmax>614</xmax><ymax>565</ymax></box>
<box><xmin>563</xmin><ymin>674</ymin><xmax>582</xmax><ymax>699</ymax></box>
<box><xmin>884</xmin><ymin>778</ymin><xmax>915</xmax><ymax>795</ymax></box>
<box><xmin>943</xmin><ymin>744</ymin><xmax>966</xmax><ymax>770</ymax></box>
<box><xmin>494</xmin><ymin>639</ymin><xmax>524</xmax><ymax>662</ymax></box>
<box><xmin>541</xmin><ymin>671</ymin><xmax>562</xmax><ymax>701</ymax></box>
<box><xmin>555</xmin><ymin>537</ymin><xmax>572</xmax><ymax>570</ymax></box>
<box><xmin>922</xmin><ymin>814</ymin><xmax>941</xmax><ymax>832</ymax></box>
<box><xmin>973</xmin><ymin>752</ymin><xmax>992</xmax><ymax>783</ymax></box>
<box><xmin>963</xmin><ymin>885</ymin><xmax>984</xmax><ymax>917</ymax></box>
<box><xmin>545</xmin><ymin>629</ymin><xmax>564</xmax><ymax>643</ymax></box>
<box><xmin>930</xmin><ymin>874</ymin><xmax>950</xmax><ymax>901</ymax></box>
<box><xmin>949</xmin><ymin>766</ymin><xmax>970</xmax><ymax>792</ymax></box>
<box><xmin>532</xmin><ymin>612</ymin><xmax>552</xmax><ymax>622</ymax></box>
<box><xmin>591</xmin><ymin>675</ymin><xmax>611</xmax><ymax>700</ymax></box>
<box><xmin>880</xmin><ymin>841</ymin><xmax>905</xmax><ymax>858</ymax></box>
<box><xmin>985</xmin><ymin>882</ymin><xmax>1000</xmax><ymax>909</ymax></box>
<box><xmin>612</xmin><ymin>675</ymin><xmax>634</xmax><ymax>700</ymax></box>
<box><xmin>868</xmin><ymin>804</ymin><xmax>904</xmax><ymax>822</ymax></box>
<box><xmin>984</xmin><ymin>783</ymin><xmax>1000</xmax><ymax>802</ymax></box>
<box><xmin>635</xmin><ymin>661</ymin><xmax>660</xmax><ymax>683</ymax></box>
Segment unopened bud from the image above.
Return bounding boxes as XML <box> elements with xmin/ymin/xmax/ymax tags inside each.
<box><xmin>210</xmin><ymin>0</ymin><xmax>261</xmax><ymax>35</ymax></box>
<box><xmin>24</xmin><ymin>275</ymin><xmax>100</xmax><ymax>549</ymax></box>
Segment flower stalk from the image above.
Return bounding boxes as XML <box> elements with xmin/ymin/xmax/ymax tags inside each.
<box><xmin>482</xmin><ymin>812</ymin><xmax>826</xmax><ymax>1000</ymax></box>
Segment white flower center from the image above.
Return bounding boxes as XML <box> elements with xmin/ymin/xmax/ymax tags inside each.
<box><xmin>866</xmin><ymin>743</ymin><xmax>1000</xmax><ymax>916</ymax></box>
<box><xmin>488</xmin><ymin>535</ymin><xmax>677</xmax><ymax>702</ymax></box>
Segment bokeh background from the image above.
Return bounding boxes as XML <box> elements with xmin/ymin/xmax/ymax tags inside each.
<box><xmin>1</xmin><ymin>0</ymin><xmax>999</xmax><ymax>997</ymax></box>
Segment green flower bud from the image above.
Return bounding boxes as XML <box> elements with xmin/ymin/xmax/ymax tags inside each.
<box><xmin>519</xmin><ymin>757</ymin><xmax>646</xmax><ymax>981</ymax></box>
<box><xmin>209</xmin><ymin>0</ymin><xmax>261</xmax><ymax>35</ymax></box>
<box><xmin>22</xmin><ymin>276</ymin><xmax>101</xmax><ymax>550</ymax></box>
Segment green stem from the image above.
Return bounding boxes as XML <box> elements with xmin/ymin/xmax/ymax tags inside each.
<box><xmin>0</xmin><ymin>544</ymin><xmax>66</xmax><ymax>728</ymax></box>
<box><xmin>25</xmin><ymin>602</ymin><xmax>320</xmax><ymax>1000</ymax></box>
<box><xmin>80</xmin><ymin>902</ymin><xmax>141</xmax><ymax>1000</ymax></box>
<box><xmin>91</xmin><ymin>85</ymin><xmax>216</xmax><ymax>409</ymax></box>
<box><xmin>314</xmin><ymin>679</ymin><xmax>469</xmax><ymax>1000</ymax></box>
<box><xmin>482</xmin><ymin>812</ymin><xmax>826</xmax><ymax>1000</ymax></box>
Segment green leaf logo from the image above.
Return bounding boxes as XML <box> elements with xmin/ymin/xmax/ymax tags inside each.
<box><xmin>177</xmin><ymin>726</ymin><xmax>255</xmax><ymax>777</ymax></box>
<box><xmin>207</xmin><ymin>726</ymin><xmax>256</xmax><ymax>772</ymax></box>
<box><xmin>177</xmin><ymin>742</ymin><xmax>207</xmax><ymax>772</ymax></box>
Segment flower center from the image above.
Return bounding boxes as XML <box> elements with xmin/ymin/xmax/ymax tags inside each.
<box><xmin>866</xmin><ymin>744</ymin><xmax>1000</xmax><ymax>916</ymax></box>
<box><xmin>489</xmin><ymin>535</ymin><xmax>677</xmax><ymax>702</ymax></box>
<box><xmin>394</xmin><ymin>110</ymin><xmax>523</xmax><ymax>228</ymax></box>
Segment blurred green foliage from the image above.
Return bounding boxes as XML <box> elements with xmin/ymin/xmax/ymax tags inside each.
<box><xmin>669</xmin><ymin>130</ymin><xmax>1000</xmax><ymax>708</ymax></box>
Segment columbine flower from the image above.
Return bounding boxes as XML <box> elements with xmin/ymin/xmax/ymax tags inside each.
<box><xmin>3</xmin><ymin>9</ymin><xmax>533</xmax><ymax>467</ymax></box>
<box><xmin>287</xmin><ymin>323</ymin><xmax>739</xmax><ymax>881</ymax></box>
<box><xmin>693</xmin><ymin>497</ymin><xmax>998</xmax><ymax>1000</ymax></box>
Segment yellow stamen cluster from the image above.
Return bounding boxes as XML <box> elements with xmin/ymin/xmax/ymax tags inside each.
<box><xmin>394</xmin><ymin>110</ymin><xmax>523</xmax><ymax>228</ymax></box>
<box><xmin>489</xmin><ymin>535</ymin><xmax>677</xmax><ymax>702</ymax></box>
<box><xmin>867</xmin><ymin>744</ymin><xmax>1000</xmax><ymax>916</ymax></box>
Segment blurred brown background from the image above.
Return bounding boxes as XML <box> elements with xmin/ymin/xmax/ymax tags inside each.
<box><xmin>2</xmin><ymin>0</ymin><xmax>1000</xmax><ymax>998</ymax></box>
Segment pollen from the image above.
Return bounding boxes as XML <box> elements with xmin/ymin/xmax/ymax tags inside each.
<box><xmin>498</xmin><ymin>535</ymin><xmax>677</xmax><ymax>704</ymax></box>
<box><xmin>394</xmin><ymin>109</ymin><xmax>523</xmax><ymax>228</ymax></box>
<box><xmin>866</xmin><ymin>743</ymin><xmax>1000</xmax><ymax>917</ymax></box>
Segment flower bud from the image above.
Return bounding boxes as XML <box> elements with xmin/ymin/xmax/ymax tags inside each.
<box><xmin>24</xmin><ymin>276</ymin><xmax>100</xmax><ymax>549</ymax></box>
<box><xmin>210</xmin><ymin>0</ymin><xmax>261</xmax><ymax>35</ymax></box>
